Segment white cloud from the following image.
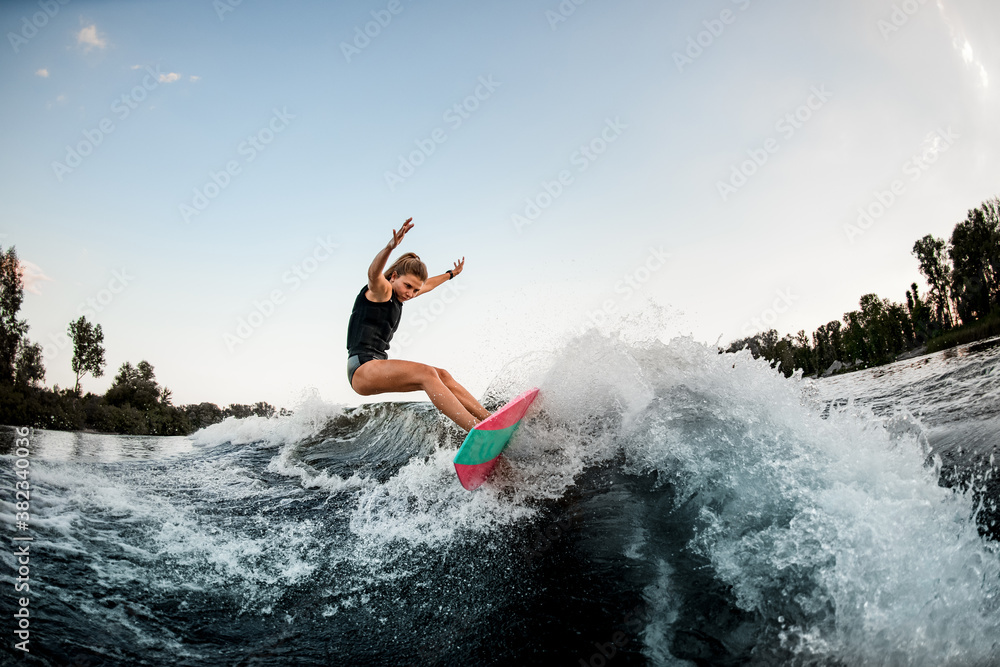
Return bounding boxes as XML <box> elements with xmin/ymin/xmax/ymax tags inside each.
<box><xmin>35</xmin><ymin>68</ymin><xmax>49</xmax><ymax>78</ymax></box>
<box><xmin>958</xmin><ymin>40</ymin><xmax>989</xmax><ymax>87</ymax></box>
<box><xmin>936</xmin><ymin>1</ymin><xmax>990</xmax><ymax>88</ymax></box>
<box><xmin>189</xmin><ymin>75</ymin><xmax>201</xmax><ymax>82</ymax></box>
<box><xmin>133</xmin><ymin>65</ymin><xmax>188</xmax><ymax>83</ymax></box>
<box><xmin>77</xmin><ymin>23</ymin><xmax>108</xmax><ymax>52</ymax></box>
<box><xmin>19</xmin><ymin>261</ymin><xmax>52</xmax><ymax>295</ymax></box>
<box><xmin>960</xmin><ymin>40</ymin><xmax>973</xmax><ymax>64</ymax></box>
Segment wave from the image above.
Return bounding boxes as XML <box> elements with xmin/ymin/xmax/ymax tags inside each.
<box><xmin>188</xmin><ymin>328</ymin><xmax>1000</xmax><ymax>664</ymax></box>
<box><xmin>8</xmin><ymin>325</ymin><xmax>999</xmax><ymax>665</ymax></box>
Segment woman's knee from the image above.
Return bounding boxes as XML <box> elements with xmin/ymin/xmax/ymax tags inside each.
<box><xmin>416</xmin><ymin>364</ymin><xmax>443</xmax><ymax>386</ymax></box>
<box><xmin>435</xmin><ymin>367</ymin><xmax>454</xmax><ymax>383</ymax></box>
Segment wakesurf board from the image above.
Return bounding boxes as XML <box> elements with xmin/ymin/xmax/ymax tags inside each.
<box><xmin>453</xmin><ymin>388</ymin><xmax>539</xmax><ymax>490</ymax></box>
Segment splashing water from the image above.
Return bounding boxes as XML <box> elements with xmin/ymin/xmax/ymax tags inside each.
<box><xmin>3</xmin><ymin>328</ymin><xmax>998</xmax><ymax>665</ymax></box>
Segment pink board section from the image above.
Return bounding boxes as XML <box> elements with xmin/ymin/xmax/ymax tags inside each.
<box><xmin>453</xmin><ymin>461</ymin><xmax>497</xmax><ymax>492</ymax></box>
<box><xmin>453</xmin><ymin>388</ymin><xmax>540</xmax><ymax>490</ymax></box>
<box><xmin>476</xmin><ymin>388</ymin><xmax>540</xmax><ymax>431</ymax></box>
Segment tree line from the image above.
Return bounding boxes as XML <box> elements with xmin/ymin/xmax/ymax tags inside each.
<box><xmin>0</xmin><ymin>245</ymin><xmax>283</xmax><ymax>435</ymax></box>
<box><xmin>726</xmin><ymin>195</ymin><xmax>1000</xmax><ymax>377</ymax></box>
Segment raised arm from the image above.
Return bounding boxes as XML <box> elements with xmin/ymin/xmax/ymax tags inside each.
<box><xmin>367</xmin><ymin>218</ymin><xmax>413</xmax><ymax>301</ymax></box>
<box><xmin>419</xmin><ymin>257</ymin><xmax>465</xmax><ymax>295</ymax></box>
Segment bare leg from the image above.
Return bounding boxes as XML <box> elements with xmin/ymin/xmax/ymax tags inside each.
<box><xmin>436</xmin><ymin>368</ymin><xmax>490</xmax><ymax>421</ymax></box>
<box><xmin>351</xmin><ymin>359</ymin><xmax>482</xmax><ymax>431</ymax></box>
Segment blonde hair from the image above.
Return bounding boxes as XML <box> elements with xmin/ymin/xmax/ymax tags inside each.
<box><xmin>384</xmin><ymin>252</ymin><xmax>428</xmax><ymax>281</ymax></box>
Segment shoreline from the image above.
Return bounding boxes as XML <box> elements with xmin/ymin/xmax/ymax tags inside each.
<box><xmin>815</xmin><ymin>332</ymin><xmax>1000</xmax><ymax>380</ymax></box>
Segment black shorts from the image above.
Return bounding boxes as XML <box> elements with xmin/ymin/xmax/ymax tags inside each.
<box><xmin>347</xmin><ymin>354</ymin><xmax>377</xmax><ymax>386</ymax></box>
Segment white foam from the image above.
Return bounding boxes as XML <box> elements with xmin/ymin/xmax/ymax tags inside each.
<box><xmin>190</xmin><ymin>389</ymin><xmax>345</xmax><ymax>449</ymax></box>
<box><xmin>266</xmin><ymin>444</ymin><xmax>370</xmax><ymax>494</ymax></box>
<box><xmin>606</xmin><ymin>335</ymin><xmax>1000</xmax><ymax>665</ymax></box>
<box><xmin>348</xmin><ymin>447</ymin><xmax>537</xmax><ymax>551</ymax></box>
<box><xmin>15</xmin><ymin>439</ymin><xmax>324</xmax><ymax>616</ymax></box>
<box><xmin>10</xmin><ymin>312</ymin><xmax>999</xmax><ymax>665</ymax></box>
<box><xmin>430</xmin><ymin>321</ymin><xmax>1000</xmax><ymax>664</ymax></box>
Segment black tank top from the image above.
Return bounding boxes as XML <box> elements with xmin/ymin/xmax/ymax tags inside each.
<box><xmin>346</xmin><ymin>285</ymin><xmax>402</xmax><ymax>359</ymax></box>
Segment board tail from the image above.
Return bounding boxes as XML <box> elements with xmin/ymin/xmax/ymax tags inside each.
<box><xmin>454</xmin><ymin>460</ymin><xmax>500</xmax><ymax>491</ymax></box>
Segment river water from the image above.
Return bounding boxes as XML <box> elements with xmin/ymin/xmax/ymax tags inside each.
<box><xmin>2</xmin><ymin>333</ymin><xmax>998</xmax><ymax>665</ymax></box>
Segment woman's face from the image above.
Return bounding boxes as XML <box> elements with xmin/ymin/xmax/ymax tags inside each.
<box><xmin>390</xmin><ymin>273</ymin><xmax>423</xmax><ymax>301</ymax></box>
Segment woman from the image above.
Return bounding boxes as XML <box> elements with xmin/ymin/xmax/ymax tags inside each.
<box><xmin>346</xmin><ymin>218</ymin><xmax>491</xmax><ymax>431</ymax></box>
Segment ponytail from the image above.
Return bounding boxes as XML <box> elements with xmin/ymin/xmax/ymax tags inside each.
<box><xmin>384</xmin><ymin>252</ymin><xmax>428</xmax><ymax>281</ymax></box>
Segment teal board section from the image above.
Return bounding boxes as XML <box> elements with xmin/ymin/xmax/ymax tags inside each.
<box><xmin>453</xmin><ymin>388</ymin><xmax>539</xmax><ymax>490</ymax></box>
<box><xmin>453</xmin><ymin>422</ymin><xmax>519</xmax><ymax>466</ymax></box>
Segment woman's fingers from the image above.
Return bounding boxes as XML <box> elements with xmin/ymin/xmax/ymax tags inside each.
<box><xmin>389</xmin><ymin>219</ymin><xmax>414</xmax><ymax>248</ymax></box>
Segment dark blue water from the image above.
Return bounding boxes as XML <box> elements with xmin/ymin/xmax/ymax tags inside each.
<box><xmin>2</xmin><ymin>334</ymin><xmax>999</xmax><ymax>666</ymax></box>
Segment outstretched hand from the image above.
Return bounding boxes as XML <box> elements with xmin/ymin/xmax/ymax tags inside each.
<box><xmin>450</xmin><ymin>257</ymin><xmax>465</xmax><ymax>277</ymax></box>
<box><xmin>388</xmin><ymin>218</ymin><xmax>414</xmax><ymax>250</ymax></box>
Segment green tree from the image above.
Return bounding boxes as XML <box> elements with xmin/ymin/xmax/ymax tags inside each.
<box><xmin>725</xmin><ymin>329</ymin><xmax>779</xmax><ymax>361</ymax></box>
<box><xmin>912</xmin><ymin>234</ymin><xmax>954</xmax><ymax>332</ymax></box>
<box><xmin>68</xmin><ymin>316</ymin><xmax>106</xmax><ymax>394</ymax></box>
<box><xmin>949</xmin><ymin>198</ymin><xmax>1000</xmax><ymax>323</ymax></box>
<box><xmin>813</xmin><ymin>320</ymin><xmax>844</xmax><ymax>372</ymax></box>
<box><xmin>986</xmin><ymin>197</ymin><xmax>1000</xmax><ymax>304</ymax></box>
<box><xmin>182</xmin><ymin>402</ymin><xmax>225</xmax><ymax>430</ymax></box>
<box><xmin>856</xmin><ymin>294</ymin><xmax>910</xmax><ymax>364</ymax></box>
<box><xmin>887</xmin><ymin>301</ymin><xmax>914</xmax><ymax>351</ymax></box>
<box><xmin>105</xmin><ymin>360</ymin><xmax>160</xmax><ymax>411</ymax></box>
<box><xmin>0</xmin><ymin>246</ymin><xmax>29</xmax><ymax>386</ymax></box>
<box><xmin>771</xmin><ymin>334</ymin><xmax>798</xmax><ymax>377</ymax></box>
<box><xmin>223</xmin><ymin>401</ymin><xmax>278</xmax><ymax>419</ymax></box>
<box><xmin>251</xmin><ymin>401</ymin><xmax>276</xmax><ymax>418</ymax></box>
<box><xmin>14</xmin><ymin>340</ymin><xmax>45</xmax><ymax>388</ymax></box>
<box><xmin>791</xmin><ymin>330</ymin><xmax>815</xmax><ymax>376</ymax></box>
<box><xmin>906</xmin><ymin>283</ymin><xmax>932</xmax><ymax>344</ymax></box>
<box><xmin>836</xmin><ymin>295</ymin><xmax>912</xmax><ymax>366</ymax></box>
<box><xmin>841</xmin><ymin>310</ymin><xmax>868</xmax><ymax>365</ymax></box>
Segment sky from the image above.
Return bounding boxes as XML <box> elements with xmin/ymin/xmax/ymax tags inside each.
<box><xmin>2</xmin><ymin>0</ymin><xmax>998</xmax><ymax>410</ymax></box>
